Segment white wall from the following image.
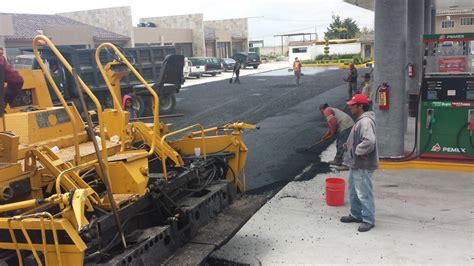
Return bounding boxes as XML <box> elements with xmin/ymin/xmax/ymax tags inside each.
<box><xmin>260</xmin><ymin>46</ymin><xmax>289</xmax><ymax>56</ymax></box>
<box><xmin>289</xmin><ymin>42</ymin><xmax>361</xmax><ymax>62</ymax></box>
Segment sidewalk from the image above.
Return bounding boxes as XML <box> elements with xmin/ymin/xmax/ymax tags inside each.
<box><xmin>211</xmin><ymin>144</ymin><xmax>474</xmax><ymax>264</ymax></box>
<box><xmin>182</xmin><ymin>61</ymin><xmax>288</xmax><ymax>88</ymax></box>
<box><xmin>207</xmin><ymin>88</ymin><xmax>474</xmax><ymax>264</ymax></box>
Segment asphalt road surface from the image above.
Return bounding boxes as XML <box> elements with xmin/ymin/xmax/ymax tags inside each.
<box><xmin>162</xmin><ymin>67</ymin><xmax>363</xmax><ymax>192</ymax></box>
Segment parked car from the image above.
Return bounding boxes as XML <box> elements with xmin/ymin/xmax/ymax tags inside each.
<box><xmin>188</xmin><ymin>57</ymin><xmax>222</xmax><ymax>76</ymax></box>
<box><xmin>220</xmin><ymin>58</ymin><xmax>236</xmax><ymax>72</ymax></box>
<box><xmin>184</xmin><ymin>57</ymin><xmax>205</xmax><ymax>78</ymax></box>
<box><xmin>232</xmin><ymin>52</ymin><xmax>261</xmax><ymax>69</ymax></box>
<box><xmin>13</xmin><ymin>54</ymin><xmax>35</xmax><ymax>69</ymax></box>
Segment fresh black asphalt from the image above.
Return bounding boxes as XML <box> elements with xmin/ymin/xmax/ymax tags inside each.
<box><xmin>162</xmin><ymin>67</ymin><xmax>363</xmax><ymax>193</ymax></box>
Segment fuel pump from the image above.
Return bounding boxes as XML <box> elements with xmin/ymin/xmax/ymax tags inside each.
<box><xmin>419</xmin><ymin>32</ymin><xmax>474</xmax><ymax>160</ymax></box>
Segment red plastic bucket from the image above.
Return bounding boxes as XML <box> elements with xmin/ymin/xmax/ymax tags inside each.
<box><xmin>325</xmin><ymin>177</ymin><xmax>345</xmax><ymax>206</ymax></box>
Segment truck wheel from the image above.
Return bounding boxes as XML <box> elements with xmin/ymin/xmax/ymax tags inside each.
<box><xmin>196</xmin><ymin>74</ymin><xmax>201</xmax><ymax>79</ymax></box>
<box><xmin>253</xmin><ymin>65</ymin><xmax>259</xmax><ymax>69</ymax></box>
<box><xmin>211</xmin><ymin>73</ymin><xmax>217</xmax><ymax>77</ymax></box>
<box><xmin>159</xmin><ymin>94</ymin><xmax>176</xmax><ymax>114</ymax></box>
<box><xmin>132</xmin><ymin>95</ymin><xmax>146</xmax><ymax>117</ymax></box>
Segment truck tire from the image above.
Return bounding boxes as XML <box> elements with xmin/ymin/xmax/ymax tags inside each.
<box><xmin>211</xmin><ymin>73</ymin><xmax>217</xmax><ymax>77</ymax></box>
<box><xmin>132</xmin><ymin>95</ymin><xmax>146</xmax><ymax>117</ymax></box>
<box><xmin>159</xmin><ymin>94</ymin><xmax>176</xmax><ymax>114</ymax></box>
<box><xmin>253</xmin><ymin>65</ymin><xmax>259</xmax><ymax>69</ymax></box>
<box><xmin>196</xmin><ymin>74</ymin><xmax>201</xmax><ymax>79</ymax></box>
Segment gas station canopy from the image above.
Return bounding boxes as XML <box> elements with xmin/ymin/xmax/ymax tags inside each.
<box><xmin>344</xmin><ymin>0</ymin><xmax>474</xmax><ymax>11</ymax></box>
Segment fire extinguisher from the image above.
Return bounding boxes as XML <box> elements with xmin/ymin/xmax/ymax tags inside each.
<box><xmin>407</xmin><ymin>63</ymin><xmax>415</xmax><ymax>78</ymax></box>
<box><xmin>377</xmin><ymin>82</ymin><xmax>390</xmax><ymax>111</ymax></box>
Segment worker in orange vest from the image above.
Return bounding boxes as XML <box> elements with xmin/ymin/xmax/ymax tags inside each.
<box><xmin>293</xmin><ymin>57</ymin><xmax>303</xmax><ymax>85</ymax></box>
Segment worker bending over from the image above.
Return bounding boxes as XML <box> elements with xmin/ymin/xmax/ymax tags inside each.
<box><xmin>319</xmin><ymin>103</ymin><xmax>354</xmax><ymax>166</ymax></box>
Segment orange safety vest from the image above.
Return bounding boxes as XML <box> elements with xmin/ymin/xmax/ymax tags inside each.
<box><xmin>293</xmin><ymin>60</ymin><xmax>302</xmax><ymax>72</ymax></box>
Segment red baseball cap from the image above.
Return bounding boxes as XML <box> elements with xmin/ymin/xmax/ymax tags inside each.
<box><xmin>346</xmin><ymin>94</ymin><xmax>369</xmax><ymax>105</ymax></box>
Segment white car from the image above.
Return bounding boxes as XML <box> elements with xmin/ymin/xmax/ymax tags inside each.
<box><xmin>13</xmin><ymin>54</ymin><xmax>35</xmax><ymax>69</ymax></box>
<box><xmin>183</xmin><ymin>57</ymin><xmax>205</xmax><ymax>79</ymax></box>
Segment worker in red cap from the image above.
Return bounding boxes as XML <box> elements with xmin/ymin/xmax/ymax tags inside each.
<box><xmin>343</xmin><ymin>63</ymin><xmax>358</xmax><ymax>100</ymax></box>
<box><xmin>340</xmin><ymin>93</ymin><xmax>378</xmax><ymax>232</ymax></box>
<box><xmin>0</xmin><ymin>47</ymin><xmax>24</xmax><ymax>106</ymax></box>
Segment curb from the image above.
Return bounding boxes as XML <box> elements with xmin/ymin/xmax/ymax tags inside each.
<box><xmin>380</xmin><ymin>160</ymin><xmax>474</xmax><ymax>172</ymax></box>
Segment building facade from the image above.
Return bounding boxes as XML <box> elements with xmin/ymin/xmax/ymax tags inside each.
<box><xmin>1</xmin><ymin>7</ymin><xmax>250</xmax><ymax>59</ymax></box>
<box><xmin>0</xmin><ymin>12</ymin><xmax>129</xmax><ymax>60</ymax></box>
<box><xmin>357</xmin><ymin>33</ymin><xmax>374</xmax><ymax>58</ymax></box>
<box><xmin>139</xmin><ymin>14</ymin><xmax>205</xmax><ymax>57</ymax></box>
<box><xmin>436</xmin><ymin>8</ymin><xmax>474</xmax><ymax>34</ymax></box>
<box><xmin>57</xmin><ymin>6</ymin><xmax>134</xmax><ymax>45</ymax></box>
<box><xmin>140</xmin><ymin>14</ymin><xmax>249</xmax><ymax>57</ymax></box>
<box><xmin>204</xmin><ymin>18</ymin><xmax>249</xmax><ymax>58</ymax></box>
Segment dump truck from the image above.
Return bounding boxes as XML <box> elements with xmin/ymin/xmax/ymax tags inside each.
<box><xmin>14</xmin><ymin>44</ymin><xmax>184</xmax><ymax>116</ymax></box>
<box><xmin>0</xmin><ymin>36</ymin><xmax>257</xmax><ymax>265</ymax></box>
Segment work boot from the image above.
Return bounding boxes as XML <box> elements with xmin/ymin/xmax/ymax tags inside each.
<box><xmin>358</xmin><ymin>222</ymin><xmax>375</xmax><ymax>232</ymax></box>
<box><xmin>340</xmin><ymin>215</ymin><xmax>362</xmax><ymax>223</ymax></box>
<box><xmin>328</xmin><ymin>160</ymin><xmax>342</xmax><ymax>166</ymax></box>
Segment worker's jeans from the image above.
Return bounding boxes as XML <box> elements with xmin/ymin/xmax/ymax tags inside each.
<box><xmin>294</xmin><ymin>71</ymin><xmax>301</xmax><ymax>85</ymax></box>
<box><xmin>335</xmin><ymin>127</ymin><xmax>352</xmax><ymax>162</ymax></box>
<box><xmin>348</xmin><ymin>82</ymin><xmax>357</xmax><ymax>98</ymax></box>
<box><xmin>348</xmin><ymin>168</ymin><xmax>375</xmax><ymax>225</ymax></box>
<box><xmin>234</xmin><ymin>70</ymin><xmax>240</xmax><ymax>84</ymax></box>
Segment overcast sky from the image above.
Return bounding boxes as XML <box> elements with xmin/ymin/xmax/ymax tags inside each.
<box><xmin>1</xmin><ymin>0</ymin><xmax>374</xmax><ymax>46</ymax></box>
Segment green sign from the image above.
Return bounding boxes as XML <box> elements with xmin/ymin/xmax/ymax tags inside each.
<box><xmin>430</xmin><ymin>101</ymin><xmax>451</xmax><ymax>107</ymax></box>
<box><xmin>423</xmin><ymin>32</ymin><xmax>474</xmax><ymax>41</ymax></box>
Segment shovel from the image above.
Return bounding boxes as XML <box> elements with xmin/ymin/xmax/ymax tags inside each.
<box><xmin>295</xmin><ymin>139</ymin><xmax>324</xmax><ymax>153</ymax></box>
<box><xmin>229</xmin><ymin>72</ymin><xmax>234</xmax><ymax>84</ymax></box>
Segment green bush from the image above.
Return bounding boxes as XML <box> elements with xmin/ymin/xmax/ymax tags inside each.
<box><xmin>303</xmin><ymin>54</ymin><xmax>373</xmax><ymax>64</ymax></box>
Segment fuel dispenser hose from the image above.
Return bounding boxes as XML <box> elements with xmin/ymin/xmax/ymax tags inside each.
<box><xmin>379</xmin><ymin>93</ymin><xmax>421</xmax><ymax>162</ymax></box>
<box><xmin>456</xmin><ymin>123</ymin><xmax>474</xmax><ymax>159</ymax></box>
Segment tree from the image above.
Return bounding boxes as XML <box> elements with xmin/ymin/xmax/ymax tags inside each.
<box><xmin>356</xmin><ymin>26</ymin><xmax>374</xmax><ymax>38</ymax></box>
<box><xmin>325</xmin><ymin>15</ymin><xmax>344</xmax><ymax>39</ymax></box>
<box><xmin>325</xmin><ymin>15</ymin><xmax>361</xmax><ymax>39</ymax></box>
<box><xmin>342</xmin><ymin>17</ymin><xmax>360</xmax><ymax>38</ymax></box>
<box><xmin>323</xmin><ymin>38</ymin><xmax>330</xmax><ymax>59</ymax></box>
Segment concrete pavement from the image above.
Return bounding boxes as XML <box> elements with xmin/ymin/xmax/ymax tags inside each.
<box><xmin>211</xmin><ymin>142</ymin><xmax>473</xmax><ymax>265</ymax></box>
<box><xmin>181</xmin><ymin>61</ymin><xmax>289</xmax><ymax>88</ymax></box>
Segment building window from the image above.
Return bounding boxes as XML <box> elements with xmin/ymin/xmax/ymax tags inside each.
<box><xmin>460</xmin><ymin>17</ymin><xmax>474</xmax><ymax>26</ymax></box>
<box><xmin>441</xmin><ymin>20</ymin><xmax>455</xmax><ymax>28</ymax></box>
<box><xmin>292</xmin><ymin>47</ymin><xmax>307</xmax><ymax>53</ymax></box>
